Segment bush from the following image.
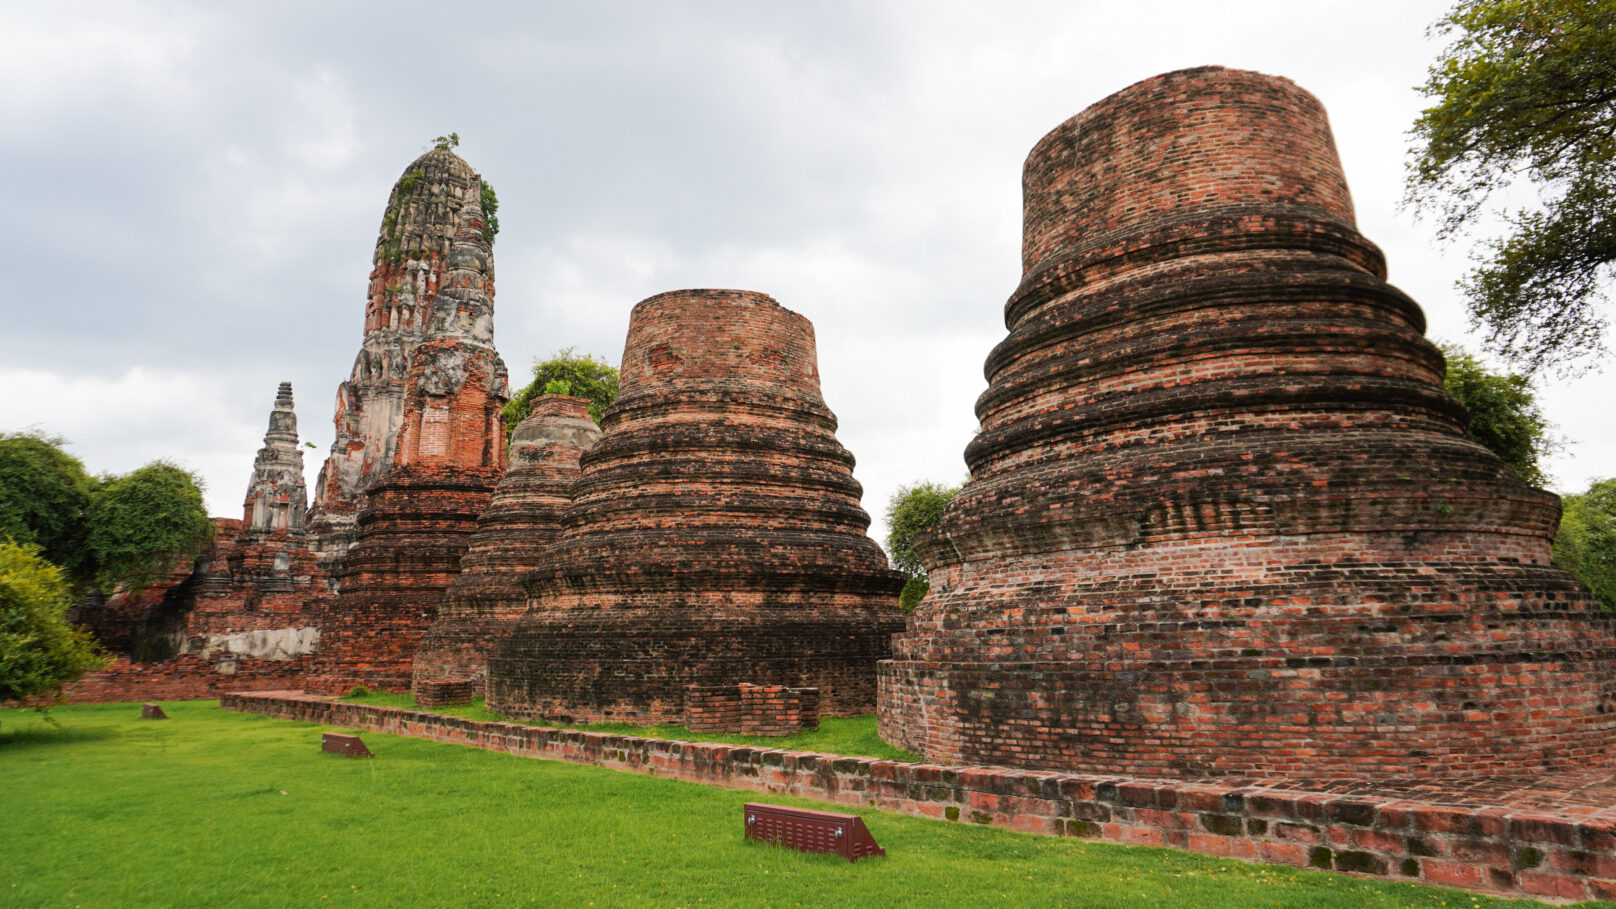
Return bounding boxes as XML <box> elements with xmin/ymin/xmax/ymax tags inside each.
<box><xmin>0</xmin><ymin>542</ymin><xmax>110</xmax><ymax>708</ymax></box>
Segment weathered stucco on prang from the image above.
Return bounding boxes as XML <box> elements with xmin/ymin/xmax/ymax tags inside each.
<box><xmin>310</xmin><ymin>187</ymin><xmax>509</xmax><ymax>695</ymax></box>
<box><xmin>306</xmin><ymin>147</ymin><xmax>483</xmax><ymax>576</ymax></box>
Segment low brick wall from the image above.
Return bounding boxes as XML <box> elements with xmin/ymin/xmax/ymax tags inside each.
<box><xmin>221</xmin><ymin>692</ymin><xmax>1616</xmax><ymax>902</ymax></box>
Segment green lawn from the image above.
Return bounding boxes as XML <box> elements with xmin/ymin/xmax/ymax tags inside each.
<box><xmin>3</xmin><ymin>701</ymin><xmax>1607</xmax><ymax>909</ymax></box>
<box><xmin>337</xmin><ymin>691</ymin><xmax>922</xmax><ymax>761</ymax></box>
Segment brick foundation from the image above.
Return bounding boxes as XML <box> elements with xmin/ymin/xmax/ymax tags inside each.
<box><xmin>223</xmin><ymin>692</ymin><xmax>1616</xmax><ymax>902</ymax></box>
<box><xmin>685</xmin><ymin>684</ymin><xmax>820</xmax><ymax>736</ymax></box>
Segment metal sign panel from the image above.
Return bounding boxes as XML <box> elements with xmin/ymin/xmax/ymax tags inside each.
<box><xmin>744</xmin><ymin>802</ymin><xmax>884</xmax><ymax>862</ymax></box>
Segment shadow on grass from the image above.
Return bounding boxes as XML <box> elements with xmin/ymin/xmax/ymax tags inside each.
<box><xmin>0</xmin><ymin>717</ymin><xmax>119</xmax><ymax>750</ymax></box>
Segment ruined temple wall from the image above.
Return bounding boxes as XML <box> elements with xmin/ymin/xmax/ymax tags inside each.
<box><xmin>63</xmin><ymin>519</ymin><xmax>331</xmax><ymax>702</ymax></box>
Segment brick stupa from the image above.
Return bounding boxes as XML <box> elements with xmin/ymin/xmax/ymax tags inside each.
<box><xmin>410</xmin><ymin>394</ymin><xmax>600</xmax><ymax>706</ymax></box>
<box><xmin>488</xmin><ymin>289</ymin><xmax>905</xmax><ymax>724</ymax></box>
<box><xmin>312</xmin><ymin>190</ymin><xmax>509</xmax><ymax>694</ymax></box>
<box><xmin>306</xmin><ymin>146</ymin><xmax>482</xmax><ymax>576</ymax></box>
<box><xmin>878</xmin><ymin>67</ymin><xmax>1616</xmax><ymax>781</ymax></box>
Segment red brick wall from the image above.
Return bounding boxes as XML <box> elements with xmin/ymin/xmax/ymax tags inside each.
<box><xmin>224</xmin><ymin>693</ymin><xmax>1616</xmax><ymax>902</ymax></box>
<box><xmin>878</xmin><ymin>66</ymin><xmax>1616</xmax><ymax>781</ymax></box>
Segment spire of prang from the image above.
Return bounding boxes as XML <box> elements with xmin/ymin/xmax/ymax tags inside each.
<box><xmin>242</xmin><ymin>381</ymin><xmax>308</xmax><ymax>539</ymax></box>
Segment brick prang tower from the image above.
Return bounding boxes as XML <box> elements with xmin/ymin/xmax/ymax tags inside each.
<box><xmin>410</xmin><ymin>394</ymin><xmax>600</xmax><ymax>705</ymax></box>
<box><xmin>488</xmin><ymin>289</ymin><xmax>905</xmax><ymax>724</ymax></box>
<box><xmin>311</xmin><ymin>189</ymin><xmax>509</xmax><ymax>694</ymax></box>
<box><xmin>877</xmin><ymin>67</ymin><xmax>1616</xmax><ymax>781</ymax></box>
<box><xmin>306</xmin><ymin>146</ymin><xmax>480</xmax><ymax>577</ymax></box>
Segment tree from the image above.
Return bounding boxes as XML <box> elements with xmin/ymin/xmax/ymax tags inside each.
<box><xmin>1438</xmin><ymin>343</ymin><xmax>1555</xmax><ymax>486</ymax></box>
<box><xmin>0</xmin><ymin>542</ymin><xmax>110</xmax><ymax>710</ymax></box>
<box><xmin>1555</xmin><ymin>477</ymin><xmax>1616</xmax><ymax>610</ymax></box>
<box><xmin>1406</xmin><ymin>0</ymin><xmax>1616</xmax><ymax>375</ymax></box>
<box><xmin>0</xmin><ymin>432</ymin><xmax>93</xmax><ymax>579</ymax></box>
<box><xmin>502</xmin><ymin>348</ymin><xmax>620</xmax><ymax>436</ymax></box>
<box><xmin>84</xmin><ymin>461</ymin><xmax>213</xmax><ymax>594</ymax></box>
<box><xmin>885</xmin><ymin>481</ymin><xmax>961</xmax><ymax>611</ymax></box>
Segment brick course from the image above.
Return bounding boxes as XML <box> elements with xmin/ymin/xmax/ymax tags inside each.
<box><xmin>877</xmin><ymin>66</ymin><xmax>1616</xmax><ymax>781</ymax></box>
<box><xmin>686</xmin><ymin>684</ymin><xmax>820</xmax><ymax>736</ymax></box>
<box><xmin>487</xmin><ymin>289</ymin><xmax>904</xmax><ymax>724</ymax></box>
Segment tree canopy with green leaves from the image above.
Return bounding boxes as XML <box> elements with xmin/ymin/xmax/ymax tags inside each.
<box><xmin>1438</xmin><ymin>343</ymin><xmax>1555</xmax><ymax>486</ymax></box>
<box><xmin>0</xmin><ymin>432</ymin><xmax>93</xmax><ymax>579</ymax></box>
<box><xmin>502</xmin><ymin>348</ymin><xmax>620</xmax><ymax>436</ymax></box>
<box><xmin>0</xmin><ymin>542</ymin><xmax>110</xmax><ymax>708</ymax></box>
<box><xmin>83</xmin><ymin>461</ymin><xmax>213</xmax><ymax>594</ymax></box>
<box><xmin>1406</xmin><ymin>0</ymin><xmax>1616</xmax><ymax>375</ymax></box>
<box><xmin>884</xmin><ymin>481</ymin><xmax>961</xmax><ymax>611</ymax></box>
<box><xmin>0</xmin><ymin>437</ymin><xmax>213</xmax><ymax>594</ymax></box>
<box><xmin>1554</xmin><ymin>476</ymin><xmax>1616</xmax><ymax>609</ymax></box>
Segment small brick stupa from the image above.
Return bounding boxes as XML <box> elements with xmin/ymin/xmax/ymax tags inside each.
<box><xmin>410</xmin><ymin>394</ymin><xmax>600</xmax><ymax>706</ymax></box>
<box><xmin>306</xmin><ymin>146</ymin><xmax>482</xmax><ymax>575</ymax></box>
<box><xmin>488</xmin><ymin>289</ymin><xmax>905</xmax><ymax>724</ymax></box>
<box><xmin>312</xmin><ymin>190</ymin><xmax>509</xmax><ymax>694</ymax></box>
<box><xmin>878</xmin><ymin>67</ymin><xmax>1616</xmax><ymax>781</ymax></box>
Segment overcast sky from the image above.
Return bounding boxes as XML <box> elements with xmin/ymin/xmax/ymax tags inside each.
<box><xmin>2</xmin><ymin>1</ymin><xmax>1610</xmax><ymax>542</ymax></box>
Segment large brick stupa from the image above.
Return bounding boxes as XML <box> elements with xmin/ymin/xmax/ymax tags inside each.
<box><xmin>878</xmin><ymin>67</ymin><xmax>1616</xmax><ymax>781</ymax></box>
<box><xmin>488</xmin><ymin>289</ymin><xmax>904</xmax><ymax>724</ymax></box>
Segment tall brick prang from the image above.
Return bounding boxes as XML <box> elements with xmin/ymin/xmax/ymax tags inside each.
<box><xmin>306</xmin><ymin>146</ymin><xmax>483</xmax><ymax>576</ymax></box>
<box><xmin>410</xmin><ymin>394</ymin><xmax>600</xmax><ymax>704</ymax></box>
<box><xmin>488</xmin><ymin>289</ymin><xmax>905</xmax><ymax>724</ymax></box>
<box><xmin>312</xmin><ymin>188</ymin><xmax>509</xmax><ymax>694</ymax></box>
<box><xmin>878</xmin><ymin>67</ymin><xmax>1616</xmax><ymax>781</ymax></box>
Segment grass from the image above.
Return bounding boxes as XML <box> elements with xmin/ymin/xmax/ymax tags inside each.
<box><xmin>336</xmin><ymin>690</ymin><xmax>922</xmax><ymax>762</ymax></box>
<box><xmin>2</xmin><ymin>702</ymin><xmax>1609</xmax><ymax>909</ymax></box>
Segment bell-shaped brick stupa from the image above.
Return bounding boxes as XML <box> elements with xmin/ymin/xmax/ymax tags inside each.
<box><xmin>488</xmin><ymin>289</ymin><xmax>905</xmax><ymax>724</ymax></box>
<box><xmin>877</xmin><ymin>67</ymin><xmax>1616</xmax><ymax>781</ymax></box>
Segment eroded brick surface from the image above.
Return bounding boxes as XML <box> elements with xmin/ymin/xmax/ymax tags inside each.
<box><xmin>488</xmin><ymin>289</ymin><xmax>904</xmax><ymax>724</ymax></box>
<box><xmin>877</xmin><ymin>66</ymin><xmax>1616</xmax><ymax>781</ymax></box>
